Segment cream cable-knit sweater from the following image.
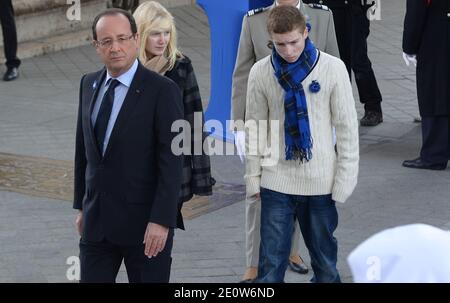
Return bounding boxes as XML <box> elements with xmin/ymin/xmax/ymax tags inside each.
<box><xmin>245</xmin><ymin>51</ymin><xmax>359</xmax><ymax>203</ymax></box>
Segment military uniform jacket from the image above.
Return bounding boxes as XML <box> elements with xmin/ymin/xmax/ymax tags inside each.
<box><xmin>231</xmin><ymin>1</ymin><xmax>340</xmax><ymax>124</ymax></box>
<box><xmin>403</xmin><ymin>0</ymin><xmax>450</xmax><ymax>116</ymax></box>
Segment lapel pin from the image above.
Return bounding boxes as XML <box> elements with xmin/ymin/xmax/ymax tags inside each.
<box><xmin>136</xmin><ymin>89</ymin><xmax>140</xmax><ymax>94</ymax></box>
<box><xmin>92</xmin><ymin>81</ymin><xmax>97</xmax><ymax>89</ymax></box>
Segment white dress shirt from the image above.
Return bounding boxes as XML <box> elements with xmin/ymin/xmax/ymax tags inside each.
<box><xmin>91</xmin><ymin>59</ymin><xmax>138</xmax><ymax>155</ymax></box>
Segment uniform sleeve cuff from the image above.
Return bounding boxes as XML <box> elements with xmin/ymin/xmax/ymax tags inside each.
<box><xmin>245</xmin><ymin>176</ymin><xmax>261</xmax><ymax>198</ymax></box>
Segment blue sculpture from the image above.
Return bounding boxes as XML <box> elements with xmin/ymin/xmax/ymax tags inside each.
<box><xmin>197</xmin><ymin>0</ymin><xmax>273</xmax><ymax>142</ymax></box>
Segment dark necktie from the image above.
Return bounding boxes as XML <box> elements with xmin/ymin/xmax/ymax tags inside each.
<box><xmin>94</xmin><ymin>78</ymin><xmax>120</xmax><ymax>155</ymax></box>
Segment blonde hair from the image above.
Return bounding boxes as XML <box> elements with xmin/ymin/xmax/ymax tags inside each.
<box><xmin>133</xmin><ymin>1</ymin><xmax>183</xmax><ymax>70</ymax></box>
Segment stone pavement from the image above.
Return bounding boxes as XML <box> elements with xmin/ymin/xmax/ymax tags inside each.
<box><xmin>0</xmin><ymin>0</ymin><xmax>449</xmax><ymax>283</ymax></box>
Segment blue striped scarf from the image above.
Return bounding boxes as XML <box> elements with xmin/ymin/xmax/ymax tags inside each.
<box><xmin>272</xmin><ymin>37</ymin><xmax>318</xmax><ymax>162</ymax></box>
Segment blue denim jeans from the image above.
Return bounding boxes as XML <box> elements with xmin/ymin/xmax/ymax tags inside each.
<box><xmin>257</xmin><ymin>188</ymin><xmax>341</xmax><ymax>283</ymax></box>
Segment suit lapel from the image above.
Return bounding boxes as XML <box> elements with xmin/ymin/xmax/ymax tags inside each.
<box><xmin>87</xmin><ymin>69</ymin><xmax>107</xmax><ymax>160</ymax></box>
<box><xmin>103</xmin><ymin>63</ymin><xmax>146</xmax><ymax>159</ymax></box>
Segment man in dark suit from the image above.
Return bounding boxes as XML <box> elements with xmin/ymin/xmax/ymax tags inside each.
<box><xmin>73</xmin><ymin>8</ymin><xmax>184</xmax><ymax>283</ymax></box>
<box><xmin>0</xmin><ymin>0</ymin><xmax>20</xmax><ymax>81</ymax></box>
<box><xmin>402</xmin><ymin>0</ymin><xmax>450</xmax><ymax>170</ymax></box>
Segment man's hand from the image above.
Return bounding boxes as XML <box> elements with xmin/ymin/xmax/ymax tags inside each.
<box><xmin>234</xmin><ymin>130</ymin><xmax>246</xmax><ymax>163</ymax></box>
<box><xmin>402</xmin><ymin>52</ymin><xmax>417</xmax><ymax>67</ymax></box>
<box><xmin>75</xmin><ymin>211</ymin><xmax>83</xmax><ymax>236</ymax></box>
<box><xmin>252</xmin><ymin>193</ymin><xmax>260</xmax><ymax>199</ymax></box>
<box><xmin>143</xmin><ymin>222</ymin><xmax>169</xmax><ymax>258</ymax></box>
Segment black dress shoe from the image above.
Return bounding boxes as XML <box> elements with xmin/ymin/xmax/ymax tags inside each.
<box><xmin>402</xmin><ymin>157</ymin><xmax>447</xmax><ymax>170</ymax></box>
<box><xmin>3</xmin><ymin>67</ymin><xmax>19</xmax><ymax>81</ymax></box>
<box><xmin>360</xmin><ymin>111</ymin><xmax>383</xmax><ymax>126</ymax></box>
<box><xmin>288</xmin><ymin>260</ymin><xmax>309</xmax><ymax>274</ymax></box>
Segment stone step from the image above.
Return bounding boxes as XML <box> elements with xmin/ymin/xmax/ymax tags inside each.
<box><xmin>2</xmin><ymin>29</ymin><xmax>92</xmax><ymax>62</ymax></box>
<box><xmin>0</xmin><ymin>0</ymin><xmax>196</xmax><ymax>63</ymax></box>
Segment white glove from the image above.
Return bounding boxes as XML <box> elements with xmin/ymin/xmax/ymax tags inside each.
<box><xmin>332</xmin><ymin>126</ymin><xmax>337</xmax><ymax>146</ymax></box>
<box><xmin>402</xmin><ymin>52</ymin><xmax>417</xmax><ymax>67</ymax></box>
<box><xmin>234</xmin><ymin>130</ymin><xmax>246</xmax><ymax>163</ymax></box>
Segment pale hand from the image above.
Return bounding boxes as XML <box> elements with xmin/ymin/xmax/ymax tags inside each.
<box><xmin>234</xmin><ymin>130</ymin><xmax>246</xmax><ymax>163</ymax></box>
<box><xmin>252</xmin><ymin>193</ymin><xmax>260</xmax><ymax>199</ymax></box>
<box><xmin>75</xmin><ymin>211</ymin><xmax>83</xmax><ymax>236</ymax></box>
<box><xmin>143</xmin><ymin>222</ymin><xmax>169</xmax><ymax>258</ymax></box>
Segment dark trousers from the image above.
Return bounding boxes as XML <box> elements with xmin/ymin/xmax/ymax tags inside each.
<box><xmin>351</xmin><ymin>4</ymin><xmax>382</xmax><ymax>112</ymax></box>
<box><xmin>257</xmin><ymin>188</ymin><xmax>340</xmax><ymax>283</ymax></box>
<box><xmin>327</xmin><ymin>3</ymin><xmax>353</xmax><ymax>76</ymax></box>
<box><xmin>0</xmin><ymin>0</ymin><xmax>20</xmax><ymax>69</ymax></box>
<box><xmin>325</xmin><ymin>1</ymin><xmax>382</xmax><ymax>112</ymax></box>
<box><xmin>79</xmin><ymin>229</ymin><xmax>174</xmax><ymax>283</ymax></box>
<box><xmin>420</xmin><ymin>117</ymin><xmax>450</xmax><ymax>165</ymax></box>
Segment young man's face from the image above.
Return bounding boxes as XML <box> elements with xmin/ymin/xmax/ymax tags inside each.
<box><xmin>271</xmin><ymin>27</ymin><xmax>308</xmax><ymax>63</ymax></box>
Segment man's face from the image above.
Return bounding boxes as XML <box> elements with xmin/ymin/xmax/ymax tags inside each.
<box><xmin>277</xmin><ymin>0</ymin><xmax>300</xmax><ymax>6</ymax></box>
<box><xmin>94</xmin><ymin>14</ymin><xmax>139</xmax><ymax>77</ymax></box>
<box><xmin>271</xmin><ymin>27</ymin><xmax>308</xmax><ymax>63</ymax></box>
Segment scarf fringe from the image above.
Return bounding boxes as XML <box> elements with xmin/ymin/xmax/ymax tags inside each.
<box><xmin>285</xmin><ymin>138</ymin><xmax>313</xmax><ymax>163</ymax></box>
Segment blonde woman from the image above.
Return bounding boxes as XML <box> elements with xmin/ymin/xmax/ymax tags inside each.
<box><xmin>134</xmin><ymin>1</ymin><xmax>214</xmax><ymax>229</ymax></box>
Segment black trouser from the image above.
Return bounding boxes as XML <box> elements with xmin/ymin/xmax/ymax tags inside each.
<box><xmin>0</xmin><ymin>0</ymin><xmax>20</xmax><ymax>69</ymax></box>
<box><xmin>325</xmin><ymin>2</ymin><xmax>352</xmax><ymax>76</ymax></box>
<box><xmin>420</xmin><ymin>117</ymin><xmax>450</xmax><ymax>165</ymax></box>
<box><xmin>351</xmin><ymin>3</ymin><xmax>382</xmax><ymax>112</ymax></box>
<box><xmin>325</xmin><ymin>1</ymin><xmax>382</xmax><ymax>112</ymax></box>
<box><xmin>79</xmin><ymin>229</ymin><xmax>174</xmax><ymax>283</ymax></box>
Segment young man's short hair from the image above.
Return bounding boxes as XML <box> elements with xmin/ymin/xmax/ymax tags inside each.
<box><xmin>267</xmin><ymin>5</ymin><xmax>306</xmax><ymax>35</ymax></box>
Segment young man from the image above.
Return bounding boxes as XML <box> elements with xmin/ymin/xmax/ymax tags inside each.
<box><xmin>232</xmin><ymin>0</ymin><xmax>339</xmax><ymax>282</ymax></box>
<box><xmin>73</xmin><ymin>8</ymin><xmax>184</xmax><ymax>282</ymax></box>
<box><xmin>245</xmin><ymin>5</ymin><xmax>359</xmax><ymax>283</ymax></box>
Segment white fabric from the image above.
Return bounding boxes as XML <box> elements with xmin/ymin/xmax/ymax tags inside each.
<box><xmin>234</xmin><ymin>130</ymin><xmax>246</xmax><ymax>163</ymax></box>
<box><xmin>245</xmin><ymin>52</ymin><xmax>359</xmax><ymax>203</ymax></box>
<box><xmin>347</xmin><ymin>224</ymin><xmax>450</xmax><ymax>283</ymax></box>
<box><xmin>275</xmin><ymin>0</ymin><xmax>301</xmax><ymax>10</ymax></box>
<box><xmin>402</xmin><ymin>52</ymin><xmax>417</xmax><ymax>67</ymax></box>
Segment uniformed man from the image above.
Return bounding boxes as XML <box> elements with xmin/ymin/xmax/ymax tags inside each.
<box><xmin>231</xmin><ymin>0</ymin><xmax>339</xmax><ymax>283</ymax></box>
<box><xmin>309</xmin><ymin>0</ymin><xmax>383</xmax><ymax>126</ymax></box>
<box><xmin>0</xmin><ymin>0</ymin><xmax>20</xmax><ymax>81</ymax></box>
<box><xmin>232</xmin><ymin>0</ymin><xmax>339</xmax><ymax>126</ymax></box>
<box><xmin>402</xmin><ymin>0</ymin><xmax>450</xmax><ymax>170</ymax></box>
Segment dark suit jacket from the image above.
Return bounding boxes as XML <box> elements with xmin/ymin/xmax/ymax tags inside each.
<box><xmin>403</xmin><ymin>0</ymin><xmax>450</xmax><ymax>116</ymax></box>
<box><xmin>73</xmin><ymin>62</ymin><xmax>184</xmax><ymax>246</ymax></box>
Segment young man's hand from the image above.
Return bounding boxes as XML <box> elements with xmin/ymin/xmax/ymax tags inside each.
<box><xmin>251</xmin><ymin>193</ymin><xmax>260</xmax><ymax>199</ymax></box>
